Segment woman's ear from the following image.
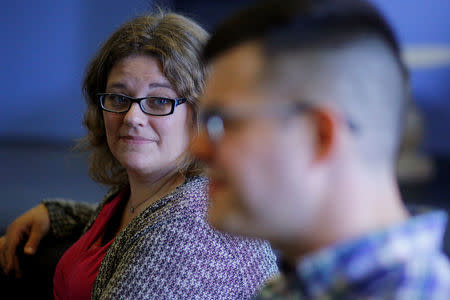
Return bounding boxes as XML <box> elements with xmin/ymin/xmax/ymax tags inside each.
<box><xmin>312</xmin><ymin>108</ymin><xmax>337</xmax><ymax>162</ymax></box>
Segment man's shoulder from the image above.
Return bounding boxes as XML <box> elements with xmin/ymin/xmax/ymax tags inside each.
<box><xmin>396</xmin><ymin>252</ymin><xmax>450</xmax><ymax>299</ymax></box>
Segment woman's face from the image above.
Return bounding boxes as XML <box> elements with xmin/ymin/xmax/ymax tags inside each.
<box><xmin>103</xmin><ymin>54</ymin><xmax>191</xmax><ymax>178</ymax></box>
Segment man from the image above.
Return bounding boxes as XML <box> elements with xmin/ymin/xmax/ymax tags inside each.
<box><xmin>191</xmin><ymin>0</ymin><xmax>450</xmax><ymax>298</ymax></box>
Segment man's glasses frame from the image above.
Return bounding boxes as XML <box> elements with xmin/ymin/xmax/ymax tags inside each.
<box><xmin>199</xmin><ymin>102</ymin><xmax>313</xmax><ymax>143</ymax></box>
<box><xmin>199</xmin><ymin>101</ymin><xmax>357</xmax><ymax>143</ymax></box>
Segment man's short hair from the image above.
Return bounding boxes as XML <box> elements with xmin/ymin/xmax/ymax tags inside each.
<box><xmin>203</xmin><ymin>0</ymin><xmax>410</xmax><ymax>166</ymax></box>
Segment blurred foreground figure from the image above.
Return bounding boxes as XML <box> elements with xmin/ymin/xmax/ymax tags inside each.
<box><xmin>192</xmin><ymin>0</ymin><xmax>450</xmax><ymax>298</ymax></box>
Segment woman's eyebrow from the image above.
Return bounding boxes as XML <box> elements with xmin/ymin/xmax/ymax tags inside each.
<box><xmin>106</xmin><ymin>82</ymin><xmax>173</xmax><ymax>91</ymax></box>
<box><xmin>106</xmin><ymin>82</ymin><xmax>127</xmax><ymax>90</ymax></box>
<box><xmin>148</xmin><ymin>82</ymin><xmax>173</xmax><ymax>89</ymax></box>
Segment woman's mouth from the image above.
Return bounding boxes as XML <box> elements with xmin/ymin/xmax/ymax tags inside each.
<box><xmin>120</xmin><ymin>135</ymin><xmax>156</xmax><ymax>144</ymax></box>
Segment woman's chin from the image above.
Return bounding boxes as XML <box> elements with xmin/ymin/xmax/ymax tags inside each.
<box><xmin>121</xmin><ymin>159</ymin><xmax>156</xmax><ymax>174</ymax></box>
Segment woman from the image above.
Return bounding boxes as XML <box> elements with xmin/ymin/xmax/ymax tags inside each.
<box><xmin>0</xmin><ymin>11</ymin><xmax>278</xmax><ymax>299</ymax></box>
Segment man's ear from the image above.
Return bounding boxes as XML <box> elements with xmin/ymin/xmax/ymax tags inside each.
<box><xmin>312</xmin><ymin>108</ymin><xmax>337</xmax><ymax>162</ymax></box>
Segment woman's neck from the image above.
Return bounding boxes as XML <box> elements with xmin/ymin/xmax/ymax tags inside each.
<box><xmin>111</xmin><ymin>168</ymin><xmax>186</xmax><ymax>237</ymax></box>
<box><xmin>127</xmin><ymin>167</ymin><xmax>185</xmax><ymax>211</ymax></box>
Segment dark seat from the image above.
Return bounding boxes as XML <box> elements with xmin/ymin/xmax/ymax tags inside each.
<box><xmin>0</xmin><ymin>234</ymin><xmax>77</xmax><ymax>300</ymax></box>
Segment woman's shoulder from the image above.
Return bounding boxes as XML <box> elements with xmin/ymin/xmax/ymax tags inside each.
<box><xmin>177</xmin><ymin>175</ymin><xmax>209</xmax><ymax>197</ymax></box>
<box><xmin>158</xmin><ymin>176</ymin><xmax>277</xmax><ymax>266</ymax></box>
<box><xmin>165</xmin><ymin>175</ymin><xmax>209</xmax><ymax>211</ymax></box>
<box><xmin>123</xmin><ymin>175</ymin><xmax>278</xmax><ymax>298</ymax></box>
<box><xmin>136</xmin><ymin>202</ymin><xmax>279</xmax><ymax>299</ymax></box>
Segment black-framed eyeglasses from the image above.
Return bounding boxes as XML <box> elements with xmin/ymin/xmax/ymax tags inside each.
<box><xmin>199</xmin><ymin>101</ymin><xmax>357</xmax><ymax>143</ymax></box>
<box><xmin>97</xmin><ymin>93</ymin><xmax>187</xmax><ymax>116</ymax></box>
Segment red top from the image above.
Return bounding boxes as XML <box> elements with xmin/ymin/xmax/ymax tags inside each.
<box><xmin>53</xmin><ymin>189</ymin><xmax>128</xmax><ymax>300</ymax></box>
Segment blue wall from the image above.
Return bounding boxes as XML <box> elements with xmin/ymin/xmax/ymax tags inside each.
<box><xmin>0</xmin><ymin>0</ymin><xmax>160</xmax><ymax>141</ymax></box>
<box><xmin>1</xmin><ymin>0</ymin><xmax>449</xmax><ymax>154</ymax></box>
<box><xmin>371</xmin><ymin>0</ymin><xmax>450</xmax><ymax>155</ymax></box>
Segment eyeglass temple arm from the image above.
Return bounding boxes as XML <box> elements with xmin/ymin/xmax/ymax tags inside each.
<box><xmin>293</xmin><ymin>102</ymin><xmax>358</xmax><ymax>132</ymax></box>
<box><xmin>175</xmin><ymin>98</ymin><xmax>187</xmax><ymax>106</ymax></box>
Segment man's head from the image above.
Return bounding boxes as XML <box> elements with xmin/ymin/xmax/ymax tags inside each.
<box><xmin>192</xmin><ymin>0</ymin><xmax>409</xmax><ymax>245</ymax></box>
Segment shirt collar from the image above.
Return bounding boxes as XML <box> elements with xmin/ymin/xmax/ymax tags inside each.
<box><xmin>286</xmin><ymin>211</ymin><xmax>447</xmax><ymax>298</ymax></box>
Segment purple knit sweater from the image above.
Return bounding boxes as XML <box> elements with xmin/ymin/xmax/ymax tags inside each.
<box><xmin>44</xmin><ymin>176</ymin><xmax>279</xmax><ymax>299</ymax></box>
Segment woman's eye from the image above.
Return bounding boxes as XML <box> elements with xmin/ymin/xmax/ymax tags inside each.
<box><xmin>141</xmin><ymin>98</ymin><xmax>172</xmax><ymax>114</ymax></box>
<box><xmin>103</xmin><ymin>94</ymin><xmax>130</xmax><ymax>110</ymax></box>
<box><xmin>112</xmin><ymin>95</ymin><xmax>128</xmax><ymax>104</ymax></box>
<box><xmin>154</xmin><ymin>98</ymin><xmax>170</xmax><ymax>105</ymax></box>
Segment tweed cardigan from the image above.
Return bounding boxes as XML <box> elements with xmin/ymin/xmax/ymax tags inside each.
<box><xmin>43</xmin><ymin>176</ymin><xmax>278</xmax><ymax>299</ymax></box>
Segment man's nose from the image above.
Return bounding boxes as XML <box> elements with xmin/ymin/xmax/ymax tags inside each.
<box><xmin>190</xmin><ymin>130</ymin><xmax>215</xmax><ymax>163</ymax></box>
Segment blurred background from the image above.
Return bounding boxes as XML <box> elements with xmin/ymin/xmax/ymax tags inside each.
<box><xmin>1</xmin><ymin>0</ymin><xmax>449</xmax><ymax>236</ymax></box>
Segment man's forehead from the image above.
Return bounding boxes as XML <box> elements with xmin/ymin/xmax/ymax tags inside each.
<box><xmin>203</xmin><ymin>41</ymin><xmax>265</xmax><ymax>106</ymax></box>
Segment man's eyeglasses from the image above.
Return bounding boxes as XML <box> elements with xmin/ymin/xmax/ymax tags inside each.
<box><xmin>199</xmin><ymin>101</ymin><xmax>358</xmax><ymax>143</ymax></box>
<box><xmin>97</xmin><ymin>93</ymin><xmax>187</xmax><ymax>116</ymax></box>
<box><xmin>199</xmin><ymin>102</ymin><xmax>313</xmax><ymax>143</ymax></box>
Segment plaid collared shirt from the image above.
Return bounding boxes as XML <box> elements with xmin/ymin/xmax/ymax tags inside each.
<box><xmin>256</xmin><ymin>211</ymin><xmax>450</xmax><ymax>299</ymax></box>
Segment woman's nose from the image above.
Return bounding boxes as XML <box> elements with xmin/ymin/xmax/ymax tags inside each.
<box><xmin>124</xmin><ymin>103</ymin><xmax>146</xmax><ymax>127</ymax></box>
